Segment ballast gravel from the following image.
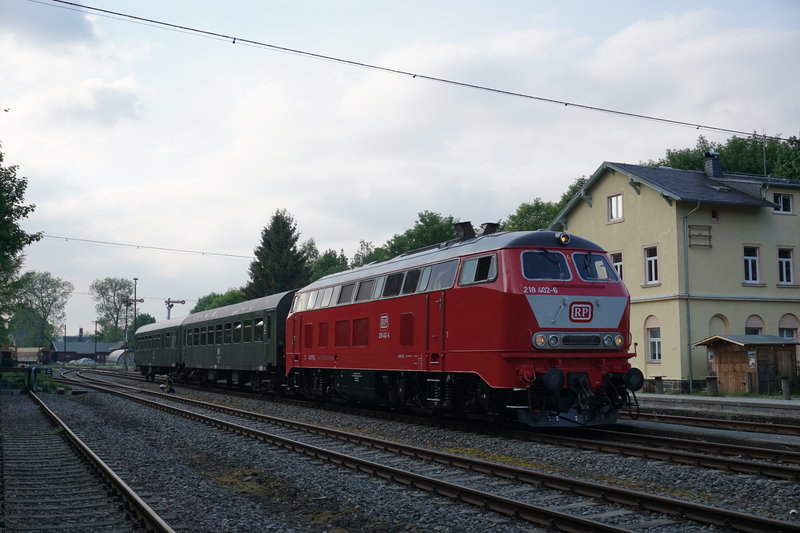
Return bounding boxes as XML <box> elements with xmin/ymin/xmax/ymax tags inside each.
<box><xmin>40</xmin><ymin>381</ymin><xmax>800</xmax><ymax>533</ymax></box>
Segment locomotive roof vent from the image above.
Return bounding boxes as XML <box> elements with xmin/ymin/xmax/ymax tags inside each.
<box><xmin>453</xmin><ymin>221</ymin><xmax>476</xmax><ymax>240</ymax></box>
<box><xmin>478</xmin><ymin>222</ymin><xmax>499</xmax><ymax>236</ymax></box>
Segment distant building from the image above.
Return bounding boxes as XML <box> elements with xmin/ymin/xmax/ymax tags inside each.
<box><xmin>551</xmin><ymin>153</ymin><xmax>800</xmax><ymax>392</ymax></box>
<box><xmin>49</xmin><ymin>337</ymin><xmax>123</xmax><ymax>363</ymax></box>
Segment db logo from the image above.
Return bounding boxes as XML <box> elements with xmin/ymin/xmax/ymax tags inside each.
<box><xmin>570</xmin><ymin>302</ymin><xmax>593</xmax><ymax>322</ymax></box>
<box><xmin>380</xmin><ymin>313</ymin><xmax>389</xmax><ymax>330</ymax></box>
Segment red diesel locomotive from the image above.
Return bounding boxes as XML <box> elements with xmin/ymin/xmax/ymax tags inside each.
<box><xmin>286</xmin><ymin>225</ymin><xmax>643</xmax><ymax>427</ymax></box>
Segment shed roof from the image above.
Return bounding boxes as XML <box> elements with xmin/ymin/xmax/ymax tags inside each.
<box><xmin>693</xmin><ymin>334</ymin><xmax>799</xmax><ymax>347</ymax></box>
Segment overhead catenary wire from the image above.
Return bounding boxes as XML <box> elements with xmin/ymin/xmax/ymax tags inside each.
<box><xmin>42</xmin><ymin>0</ymin><xmax>787</xmax><ymax>142</ymax></box>
<box><xmin>43</xmin><ymin>234</ymin><xmax>254</xmax><ymax>260</ymax></box>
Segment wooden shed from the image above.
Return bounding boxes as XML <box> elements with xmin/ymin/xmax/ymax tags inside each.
<box><xmin>693</xmin><ymin>334</ymin><xmax>799</xmax><ymax>394</ymax></box>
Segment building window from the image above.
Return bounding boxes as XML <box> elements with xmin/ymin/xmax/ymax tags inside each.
<box><xmin>607</xmin><ymin>194</ymin><xmax>623</xmax><ymax>222</ymax></box>
<box><xmin>644</xmin><ymin>246</ymin><xmax>658</xmax><ymax>284</ymax></box>
<box><xmin>647</xmin><ymin>327</ymin><xmax>661</xmax><ymax>362</ymax></box>
<box><xmin>743</xmin><ymin>246</ymin><xmax>760</xmax><ymax>283</ymax></box>
<box><xmin>611</xmin><ymin>252</ymin><xmax>623</xmax><ymax>279</ymax></box>
<box><xmin>710</xmin><ymin>208</ymin><xmax>720</xmax><ymax>222</ymax></box>
<box><xmin>779</xmin><ymin>314</ymin><xmax>799</xmax><ymax>341</ymax></box>
<box><xmin>774</xmin><ymin>193</ymin><xmax>793</xmax><ymax>214</ymax></box>
<box><xmin>778</xmin><ymin>248</ymin><xmax>794</xmax><ymax>284</ymax></box>
<box><xmin>779</xmin><ymin>327</ymin><xmax>797</xmax><ymax>340</ymax></box>
<box><xmin>745</xmin><ymin>314</ymin><xmax>764</xmax><ymax>335</ymax></box>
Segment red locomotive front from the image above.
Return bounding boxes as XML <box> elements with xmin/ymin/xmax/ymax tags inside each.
<box><xmin>285</xmin><ymin>228</ymin><xmax>643</xmax><ymax>427</ymax></box>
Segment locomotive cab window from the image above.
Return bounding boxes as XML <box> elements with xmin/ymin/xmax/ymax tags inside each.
<box><xmin>573</xmin><ymin>252</ymin><xmax>618</xmax><ymax>282</ymax></box>
<box><xmin>459</xmin><ymin>255</ymin><xmax>497</xmax><ymax>285</ymax></box>
<box><xmin>521</xmin><ymin>251</ymin><xmax>570</xmax><ymax>280</ymax></box>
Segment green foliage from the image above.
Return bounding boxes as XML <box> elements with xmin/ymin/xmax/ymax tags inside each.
<box><xmin>11</xmin><ymin>307</ymin><xmax>57</xmax><ymax>347</ymax></box>
<box><xmin>0</xmin><ymin>144</ymin><xmax>43</xmax><ymax>342</ymax></box>
<box><xmin>646</xmin><ymin>134</ymin><xmax>800</xmax><ymax>179</ymax></box>
<box><xmin>243</xmin><ymin>209</ymin><xmax>311</xmax><ymax>299</ymax></box>
<box><xmin>89</xmin><ymin>277</ymin><xmax>134</xmax><ymax>342</ymax></box>
<box><xmin>501</xmin><ymin>198</ymin><xmax>560</xmax><ymax>232</ymax></box>
<box><xmin>12</xmin><ymin>271</ymin><xmax>73</xmax><ymax>346</ymax></box>
<box><xmin>191</xmin><ymin>289</ymin><xmax>246</xmax><ymax>313</ymax></box>
<box><xmin>132</xmin><ymin>313</ymin><xmax>156</xmax><ymax>331</ymax></box>
<box><xmin>310</xmin><ymin>249</ymin><xmax>349</xmax><ymax>282</ymax></box>
<box><xmin>350</xmin><ymin>239</ymin><xmax>388</xmax><ymax>267</ymax></box>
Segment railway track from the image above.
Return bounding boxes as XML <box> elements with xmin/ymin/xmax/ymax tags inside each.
<box><xmin>0</xmin><ymin>390</ymin><xmax>173</xmax><ymax>533</ymax></box>
<box><xmin>622</xmin><ymin>411</ymin><xmax>800</xmax><ymax>436</ymax></box>
<box><xmin>62</xmin><ymin>372</ymin><xmax>800</xmax><ymax>532</ymax></box>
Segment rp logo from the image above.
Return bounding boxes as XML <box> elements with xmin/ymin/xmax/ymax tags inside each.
<box><xmin>569</xmin><ymin>302</ymin><xmax>593</xmax><ymax>322</ymax></box>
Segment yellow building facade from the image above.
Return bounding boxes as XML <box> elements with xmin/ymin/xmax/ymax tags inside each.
<box><xmin>551</xmin><ymin>155</ymin><xmax>800</xmax><ymax>391</ymax></box>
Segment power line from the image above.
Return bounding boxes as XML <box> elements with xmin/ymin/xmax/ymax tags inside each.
<box><xmin>43</xmin><ymin>234</ymin><xmax>253</xmax><ymax>260</ymax></box>
<box><xmin>43</xmin><ymin>0</ymin><xmax>788</xmax><ymax>142</ymax></box>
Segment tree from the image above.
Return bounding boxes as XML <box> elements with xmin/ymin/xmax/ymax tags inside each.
<box><xmin>0</xmin><ymin>143</ymin><xmax>42</xmax><ymax>342</ymax></box>
<box><xmin>191</xmin><ymin>288</ymin><xmax>247</xmax><ymax>313</ymax></box>
<box><xmin>90</xmin><ymin>277</ymin><xmax>134</xmax><ymax>342</ymax></box>
<box><xmin>243</xmin><ymin>209</ymin><xmax>310</xmax><ymax>299</ymax></box>
<box><xmin>382</xmin><ymin>211</ymin><xmax>458</xmax><ymax>257</ymax></box>
<box><xmin>501</xmin><ymin>198</ymin><xmax>560</xmax><ymax>232</ymax></box>
<box><xmin>132</xmin><ymin>313</ymin><xmax>156</xmax><ymax>332</ymax></box>
<box><xmin>13</xmin><ymin>271</ymin><xmax>73</xmax><ymax>346</ymax></box>
<box><xmin>310</xmin><ymin>249</ymin><xmax>349</xmax><ymax>282</ymax></box>
<box><xmin>351</xmin><ymin>239</ymin><xmax>388</xmax><ymax>267</ymax></box>
<box><xmin>647</xmin><ymin>134</ymin><xmax>800</xmax><ymax>179</ymax></box>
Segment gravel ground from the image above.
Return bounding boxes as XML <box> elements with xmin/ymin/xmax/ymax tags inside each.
<box><xmin>39</xmin><ymin>379</ymin><xmax>800</xmax><ymax>532</ymax></box>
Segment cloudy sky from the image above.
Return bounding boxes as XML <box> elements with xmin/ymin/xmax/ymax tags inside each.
<box><xmin>1</xmin><ymin>0</ymin><xmax>798</xmax><ymax>335</ymax></box>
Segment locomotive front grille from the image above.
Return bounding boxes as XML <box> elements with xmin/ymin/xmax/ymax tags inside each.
<box><xmin>561</xmin><ymin>334</ymin><xmax>602</xmax><ymax>346</ymax></box>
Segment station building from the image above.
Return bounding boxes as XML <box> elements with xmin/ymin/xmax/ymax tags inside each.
<box><xmin>551</xmin><ymin>153</ymin><xmax>800</xmax><ymax>392</ymax></box>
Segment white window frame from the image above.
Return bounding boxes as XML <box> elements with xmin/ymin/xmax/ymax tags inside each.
<box><xmin>773</xmin><ymin>193</ymin><xmax>793</xmax><ymax>214</ymax></box>
<box><xmin>778</xmin><ymin>247</ymin><xmax>794</xmax><ymax>285</ymax></box>
<box><xmin>610</xmin><ymin>251</ymin><xmax>623</xmax><ymax>280</ymax></box>
<box><xmin>743</xmin><ymin>245</ymin><xmax>760</xmax><ymax>283</ymax></box>
<box><xmin>647</xmin><ymin>327</ymin><xmax>661</xmax><ymax>363</ymax></box>
<box><xmin>607</xmin><ymin>194</ymin><xmax>623</xmax><ymax>222</ymax></box>
<box><xmin>644</xmin><ymin>246</ymin><xmax>658</xmax><ymax>285</ymax></box>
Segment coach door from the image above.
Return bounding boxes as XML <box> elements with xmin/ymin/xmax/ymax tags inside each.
<box><xmin>426</xmin><ymin>290</ymin><xmax>446</xmax><ymax>371</ymax></box>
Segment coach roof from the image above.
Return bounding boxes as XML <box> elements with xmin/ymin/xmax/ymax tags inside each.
<box><xmin>182</xmin><ymin>290</ymin><xmax>295</xmax><ymax>326</ymax></box>
<box><xmin>300</xmin><ymin>230</ymin><xmax>604</xmax><ymax>292</ymax></box>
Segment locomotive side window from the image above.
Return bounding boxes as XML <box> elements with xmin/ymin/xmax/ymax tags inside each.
<box><xmin>372</xmin><ymin>277</ymin><xmax>385</xmax><ymax>299</ymax></box>
<box><xmin>521</xmin><ymin>251</ymin><xmax>570</xmax><ymax>280</ymax></box>
<box><xmin>319</xmin><ymin>322</ymin><xmax>329</xmax><ymax>347</ymax></box>
<box><xmin>307</xmin><ymin>290</ymin><xmax>319</xmax><ymax>309</ymax></box>
<box><xmin>355</xmin><ymin>279</ymin><xmax>375</xmax><ymax>302</ymax></box>
<box><xmin>383</xmin><ymin>272</ymin><xmax>404</xmax><ymax>297</ymax></box>
<box><xmin>402</xmin><ymin>269</ymin><xmax>421</xmax><ymax>294</ymax></box>
<box><xmin>335</xmin><ymin>320</ymin><xmax>350</xmax><ymax>347</ymax></box>
<box><xmin>352</xmin><ymin>318</ymin><xmax>369</xmax><ymax>346</ymax></box>
<box><xmin>573</xmin><ymin>253</ymin><xmax>618</xmax><ymax>282</ymax></box>
<box><xmin>254</xmin><ymin>319</ymin><xmax>264</xmax><ymax>342</ymax></box>
<box><xmin>428</xmin><ymin>259</ymin><xmax>458</xmax><ymax>290</ymax></box>
<box><xmin>320</xmin><ymin>287</ymin><xmax>334</xmax><ymax>307</ymax></box>
<box><xmin>338</xmin><ymin>283</ymin><xmax>356</xmax><ymax>304</ymax></box>
<box><xmin>243</xmin><ymin>320</ymin><xmax>252</xmax><ymax>343</ymax></box>
<box><xmin>418</xmin><ymin>266</ymin><xmax>432</xmax><ymax>291</ymax></box>
<box><xmin>459</xmin><ymin>254</ymin><xmax>497</xmax><ymax>285</ymax></box>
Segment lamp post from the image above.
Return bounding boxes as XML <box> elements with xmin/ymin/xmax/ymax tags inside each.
<box><xmin>93</xmin><ymin>320</ymin><xmax>98</xmax><ymax>357</ymax></box>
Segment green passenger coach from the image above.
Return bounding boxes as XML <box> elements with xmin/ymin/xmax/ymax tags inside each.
<box><xmin>136</xmin><ymin>316</ymin><xmax>184</xmax><ymax>377</ymax></box>
<box><xmin>135</xmin><ymin>291</ymin><xmax>295</xmax><ymax>391</ymax></box>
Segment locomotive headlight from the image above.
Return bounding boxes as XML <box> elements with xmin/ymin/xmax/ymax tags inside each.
<box><xmin>556</xmin><ymin>232</ymin><xmax>571</xmax><ymax>245</ymax></box>
<box><xmin>548</xmin><ymin>334</ymin><xmax>560</xmax><ymax>347</ymax></box>
<box><xmin>533</xmin><ymin>334</ymin><xmax>547</xmax><ymax>347</ymax></box>
<box><xmin>603</xmin><ymin>335</ymin><xmax>614</xmax><ymax>348</ymax></box>
<box><xmin>614</xmin><ymin>334</ymin><xmax>624</xmax><ymax>347</ymax></box>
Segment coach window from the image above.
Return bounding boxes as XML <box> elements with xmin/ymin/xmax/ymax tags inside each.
<box><xmin>383</xmin><ymin>272</ymin><xmax>405</xmax><ymax>297</ymax></box>
<box><xmin>402</xmin><ymin>269</ymin><xmax>422</xmax><ymax>294</ymax></box>
<box><xmin>193</xmin><ymin>328</ymin><xmax>200</xmax><ymax>346</ymax></box>
<box><xmin>200</xmin><ymin>327</ymin><xmax>207</xmax><ymax>345</ymax></box>
<box><xmin>243</xmin><ymin>320</ymin><xmax>252</xmax><ymax>342</ymax></box>
<box><xmin>355</xmin><ymin>279</ymin><xmax>375</xmax><ymax>302</ymax></box>
<box><xmin>459</xmin><ymin>255</ymin><xmax>497</xmax><ymax>285</ymax></box>
<box><xmin>320</xmin><ymin>287</ymin><xmax>334</xmax><ymax>307</ymax></box>
<box><xmin>215</xmin><ymin>324</ymin><xmax>223</xmax><ymax>345</ymax></box>
<box><xmin>185</xmin><ymin>330</ymin><xmax>192</xmax><ymax>347</ymax></box>
<box><xmin>233</xmin><ymin>321</ymin><xmax>242</xmax><ymax>343</ymax></box>
<box><xmin>338</xmin><ymin>283</ymin><xmax>356</xmax><ymax>304</ymax></box>
<box><xmin>254</xmin><ymin>318</ymin><xmax>264</xmax><ymax>342</ymax></box>
<box><xmin>163</xmin><ymin>333</ymin><xmax>168</xmax><ymax>348</ymax></box>
<box><xmin>224</xmin><ymin>323</ymin><xmax>232</xmax><ymax>344</ymax></box>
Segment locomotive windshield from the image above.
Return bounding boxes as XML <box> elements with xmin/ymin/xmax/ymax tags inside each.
<box><xmin>521</xmin><ymin>250</ymin><xmax>571</xmax><ymax>280</ymax></box>
<box><xmin>573</xmin><ymin>252</ymin><xmax>618</xmax><ymax>282</ymax></box>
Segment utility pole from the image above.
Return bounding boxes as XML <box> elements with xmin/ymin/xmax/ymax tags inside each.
<box><xmin>165</xmin><ymin>299</ymin><xmax>186</xmax><ymax>320</ymax></box>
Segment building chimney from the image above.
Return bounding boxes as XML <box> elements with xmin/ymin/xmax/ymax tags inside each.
<box><xmin>704</xmin><ymin>151</ymin><xmax>724</xmax><ymax>179</ymax></box>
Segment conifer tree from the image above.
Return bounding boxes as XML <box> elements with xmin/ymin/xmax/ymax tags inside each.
<box><xmin>244</xmin><ymin>209</ymin><xmax>310</xmax><ymax>298</ymax></box>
